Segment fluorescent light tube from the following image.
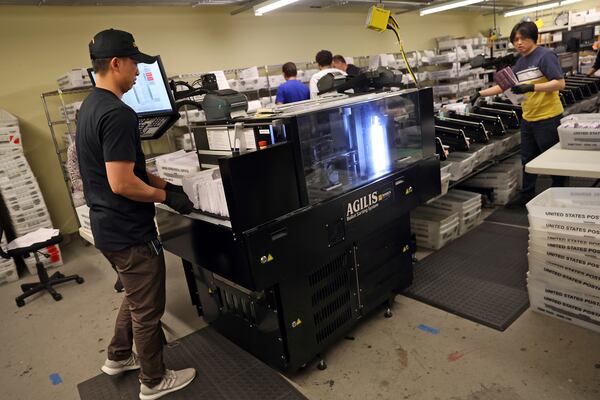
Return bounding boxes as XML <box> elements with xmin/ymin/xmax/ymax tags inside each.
<box><xmin>254</xmin><ymin>0</ymin><xmax>299</xmax><ymax>15</ymax></box>
<box><xmin>559</xmin><ymin>0</ymin><xmax>581</xmax><ymax>5</ymax></box>
<box><xmin>503</xmin><ymin>1</ymin><xmax>559</xmax><ymax>17</ymax></box>
<box><xmin>419</xmin><ymin>0</ymin><xmax>484</xmax><ymax>16</ymax></box>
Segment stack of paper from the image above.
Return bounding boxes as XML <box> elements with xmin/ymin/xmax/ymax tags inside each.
<box><xmin>493</xmin><ymin>67</ymin><xmax>519</xmax><ymax>91</ymax></box>
<box><xmin>183</xmin><ymin>168</ymin><xmax>229</xmax><ymax>218</ymax></box>
<box><xmin>493</xmin><ymin>67</ymin><xmax>524</xmax><ymax>105</ymax></box>
<box><xmin>155</xmin><ymin>150</ymin><xmax>201</xmax><ymax>185</ymax></box>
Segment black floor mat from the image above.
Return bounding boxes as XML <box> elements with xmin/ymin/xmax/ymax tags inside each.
<box><xmin>405</xmin><ymin>222</ymin><xmax>529</xmax><ymax>331</ymax></box>
<box><xmin>485</xmin><ymin>206</ymin><xmax>529</xmax><ymax>227</ymax></box>
<box><xmin>78</xmin><ymin>327</ymin><xmax>308</xmax><ymax>400</ymax></box>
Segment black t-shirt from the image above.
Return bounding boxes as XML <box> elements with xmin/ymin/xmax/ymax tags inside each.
<box><xmin>76</xmin><ymin>87</ymin><xmax>157</xmax><ymax>251</ymax></box>
<box><xmin>346</xmin><ymin>64</ymin><xmax>361</xmax><ymax>77</ymax></box>
<box><xmin>594</xmin><ymin>50</ymin><xmax>600</xmax><ymax>71</ymax></box>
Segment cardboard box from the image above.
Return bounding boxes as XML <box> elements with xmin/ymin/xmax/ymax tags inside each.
<box><xmin>0</xmin><ymin>263</ymin><xmax>19</xmax><ymax>285</ymax></box>
<box><xmin>57</xmin><ymin>69</ymin><xmax>92</xmax><ymax>90</ymax></box>
<box><xmin>528</xmin><ymin>277</ymin><xmax>600</xmax><ymax>334</ymax></box>
<box><xmin>0</xmin><ymin>109</ymin><xmax>18</xmax><ymax>128</ymax></box>
<box><xmin>75</xmin><ymin>204</ymin><xmax>91</xmax><ymax>230</ymax></box>
<box><xmin>23</xmin><ymin>244</ymin><xmax>62</xmax><ymax>274</ymax></box>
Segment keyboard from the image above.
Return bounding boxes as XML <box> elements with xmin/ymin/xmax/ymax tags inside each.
<box><xmin>138</xmin><ymin>116</ymin><xmax>170</xmax><ymax>139</ymax></box>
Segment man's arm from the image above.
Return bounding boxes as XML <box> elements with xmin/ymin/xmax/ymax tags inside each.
<box><xmin>467</xmin><ymin>85</ymin><xmax>503</xmax><ymax>105</ymax></box>
<box><xmin>588</xmin><ymin>51</ymin><xmax>600</xmax><ymax>76</ymax></box>
<box><xmin>531</xmin><ymin>78</ymin><xmax>566</xmax><ymax>92</ymax></box>
<box><xmin>275</xmin><ymin>86</ymin><xmax>285</xmax><ymax>105</ymax></box>
<box><xmin>106</xmin><ymin>161</ymin><xmax>166</xmax><ymax>203</ymax></box>
<box><xmin>309</xmin><ymin>76</ymin><xmax>318</xmax><ymax>99</ymax></box>
<box><xmin>533</xmin><ymin>53</ymin><xmax>566</xmax><ymax>92</ymax></box>
<box><xmin>479</xmin><ymin>85</ymin><xmax>504</xmax><ymax>97</ymax></box>
<box><xmin>147</xmin><ymin>170</ymin><xmax>168</xmax><ymax>190</ymax></box>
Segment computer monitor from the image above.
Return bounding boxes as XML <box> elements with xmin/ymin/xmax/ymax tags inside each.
<box><xmin>88</xmin><ymin>55</ymin><xmax>179</xmax><ymax>140</ymax></box>
<box><xmin>580</xmin><ymin>26</ymin><xmax>595</xmax><ymax>44</ymax></box>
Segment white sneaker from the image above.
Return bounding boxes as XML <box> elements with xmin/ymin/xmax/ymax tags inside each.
<box><xmin>101</xmin><ymin>353</ymin><xmax>141</xmax><ymax>375</ymax></box>
<box><xmin>139</xmin><ymin>368</ymin><xmax>196</xmax><ymax>400</ymax></box>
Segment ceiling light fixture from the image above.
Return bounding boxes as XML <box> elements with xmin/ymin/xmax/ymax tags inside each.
<box><xmin>254</xmin><ymin>0</ymin><xmax>300</xmax><ymax>16</ymax></box>
<box><xmin>558</xmin><ymin>0</ymin><xmax>581</xmax><ymax>6</ymax></box>
<box><xmin>503</xmin><ymin>1</ymin><xmax>561</xmax><ymax>17</ymax></box>
<box><xmin>419</xmin><ymin>0</ymin><xmax>484</xmax><ymax>16</ymax></box>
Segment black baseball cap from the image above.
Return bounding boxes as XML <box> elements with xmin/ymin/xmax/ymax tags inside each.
<box><xmin>89</xmin><ymin>29</ymin><xmax>155</xmax><ymax>63</ymax></box>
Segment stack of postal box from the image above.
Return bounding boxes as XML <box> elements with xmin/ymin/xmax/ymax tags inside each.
<box><xmin>0</xmin><ymin>110</ymin><xmax>62</xmax><ymax>277</ymax></box>
<box><xmin>0</xmin><ymin>110</ymin><xmax>23</xmax><ymax>284</ymax></box>
<box><xmin>527</xmin><ymin>188</ymin><xmax>600</xmax><ymax>333</ymax></box>
<box><xmin>410</xmin><ymin>189</ymin><xmax>483</xmax><ymax>250</ymax></box>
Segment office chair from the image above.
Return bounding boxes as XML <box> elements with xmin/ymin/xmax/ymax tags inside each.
<box><xmin>0</xmin><ymin>225</ymin><xmax>84</xmax><ymax>307</ymax></box>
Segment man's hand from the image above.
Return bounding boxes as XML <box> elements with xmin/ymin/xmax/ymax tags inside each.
<box><xmin>468</xmin><ymin>91</ymin><xmax>481</xmax><ymax>106</ymax></box>
<box><xmin>163</xmin><ymin>191</ymin><xmax>194</xmax><ymax>215</ymax></box>
<box><xmin>587</xmin><ymin>69</ymin><xmax>597</xmax><ymax>77</ymax></box>
<box><xmin>511</xmin><ymin>84</ymin><xmax>535</xmax><ymax>94</ymax></box>
<box><xmin>165</xmin><ymin>182</ymin><xmax>185</xmax><ymax>194</ymax></box>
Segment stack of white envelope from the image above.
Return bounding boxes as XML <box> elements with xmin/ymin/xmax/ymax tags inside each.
<box><xmin>183</xmin><ymin>168</ymin><xmax>229</xmax><ymax>218</ymax></box>
<box><xmin>558</xmin><ymin>114</ymin><xmax>600</xmax><ymax>150</ymax></box>
<box><xmin>155</xmin><ymin>150</ymin><xmax>201</xmax><ymax>185</ymax></box>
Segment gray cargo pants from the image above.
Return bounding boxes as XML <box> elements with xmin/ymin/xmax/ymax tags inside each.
<box><xmin>101</xmin><ymin>242</ymin><xmax>166</xmax><ymax>387</ymax></box>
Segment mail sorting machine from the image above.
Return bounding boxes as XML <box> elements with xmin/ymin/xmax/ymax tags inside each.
<box><xmin>558</xmin><ymin>74</ymin><xmax>599</xmax><ymax>105</ymax></box>
<box><xmin>156</xmin><ymin>89</ymin><xmax>440</xmax><ymax>371</ymax></box>
<box><xmin>434</xmin><ymin>100</ymin><xmax>521</xmax><ymax>154</ymax></box>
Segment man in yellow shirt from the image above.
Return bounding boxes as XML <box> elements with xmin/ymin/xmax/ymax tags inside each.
<box><xmin>471</xmin><ymin>21</ymin><xmax>566</xmax><ymax>207</ymax></box>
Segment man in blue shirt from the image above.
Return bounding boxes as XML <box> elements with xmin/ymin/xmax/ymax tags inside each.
<box><xmin>275</xmin><ymin>62</ymin><xmax>310</xmax><ymax>104</ymax></box>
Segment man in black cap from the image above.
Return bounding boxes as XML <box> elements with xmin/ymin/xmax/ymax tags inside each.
<box><xmin>76</xmin><ymin>29</ymin><xmax>196</xmax><ymax>400</ymax></box>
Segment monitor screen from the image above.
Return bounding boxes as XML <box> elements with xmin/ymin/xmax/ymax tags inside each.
<box><xmin>580</xmin><ymin>27</ymin><xmax>594</xmax><ymax>42</ymax></box>
<box><xmin>563</xmin><ymin>30</ymin><xmax>582</xmax><ymax>42</ymax></box>
<box><xmin>88</xmin><ymin>56</ymin><xmax>174</xmax><ymax>115</ymax></box>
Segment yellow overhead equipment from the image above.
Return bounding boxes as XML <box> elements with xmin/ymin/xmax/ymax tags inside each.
<box><xmin>365</xmin><ymin>5</ymin><xmax>418</xmax><ymax>87</ymax></box>
<box><xmin>365</xmin><ymin>6</ymin><xmax>392</xmax><ymax>32</ymax></box>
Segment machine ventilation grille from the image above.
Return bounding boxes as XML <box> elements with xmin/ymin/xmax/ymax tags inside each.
<box><xmin>218</xmin><ymin>286</ymin><xmax>256</xmax><ymax>324</ymax></box>
<box><xmin>308</xmin><ymin>252</ymin><xmax>354</xmax><ymax>344</ymax></box>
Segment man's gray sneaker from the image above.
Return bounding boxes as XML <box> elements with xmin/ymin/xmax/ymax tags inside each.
<box><xmin>139</xmin><ymin>368</ymin><xmax>196</xmax><ymax>400</ymax></box>
<box><xmin>101</xmin><ymin>353</ymin><xmax>140</xmax><ymax>375</ymax></box>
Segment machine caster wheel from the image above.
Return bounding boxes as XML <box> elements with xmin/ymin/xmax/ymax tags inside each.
<box><xmin>16</xmin><ymin>299</ymin><xmax>25</xmax><ymax>307</ymax></box>
<box><xmin>76</xmin><ymin>277</ymin><xmax>85</xmax><ymax>284</ymax></box>
<box><xmin>52</xmin><ymin>293</ymin><xmax>63</xmax><ymax>301</ymax></box>
<box><xmin>384</xmin><ymin>308</ymin><xmax>393</xmax><ymax>318</ymax></box>
<box><xmin>317</xmin><ymin>360</ymin><xmax>327</xmax><ymax>371</ymax></box>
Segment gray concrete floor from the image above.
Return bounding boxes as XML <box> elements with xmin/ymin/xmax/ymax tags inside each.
<box><xmin>1</xmin><ymin>236</ymin><xmax>599</xmax><ymax>400</ymax></box>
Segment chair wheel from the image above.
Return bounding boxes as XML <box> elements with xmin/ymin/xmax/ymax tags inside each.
<box><xmin>52</xmin><ymin>293</ymin><xmax>63</xmax><ymax>301</ymax></box>
<box><xmin>76</xmin><ymin>277</ymin><xmax>84</xmax><ymax>284</ymax></box>
<box><xmin>317</xmin><ymin>360</ymin><xmax>327</xmax><ymax>371</ymax></box>
<box><xmin>16</xmin><ymin>299</ymin><xmax>25</xmax><ymax>307</ymax></box>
